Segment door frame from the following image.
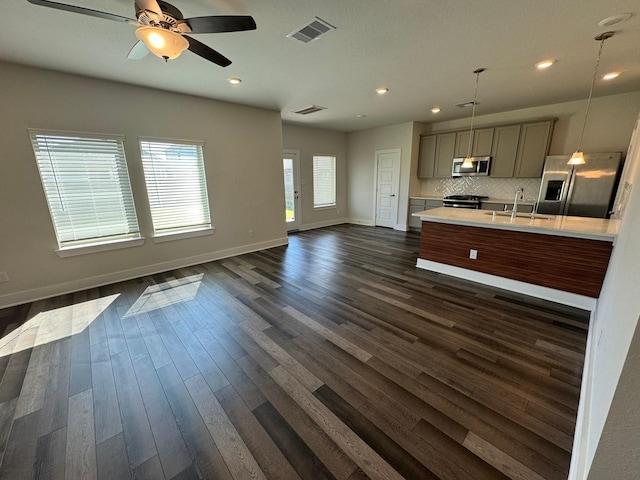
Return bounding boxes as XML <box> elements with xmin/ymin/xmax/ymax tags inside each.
<box><xmin>372</xmin><ymin>148</ymin><xmax>401</xmax><ymax>228</ymax></box>
<box><xmin>283</xmin><ymin>149</ymin><xmax>302</xmax><ymax>232</ymax></box>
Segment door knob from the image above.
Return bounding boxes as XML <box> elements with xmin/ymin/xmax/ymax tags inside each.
<box><xmin>390</xmin><ymin>194</ymin><xmax>396</xmax><ymax>197</ymax></box>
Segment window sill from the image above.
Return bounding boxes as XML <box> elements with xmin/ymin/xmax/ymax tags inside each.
<box><xmin>313</xmin><ymin>205</ymin><xmax>337</xmax><ymax>211</ymax></box>
<box><xmin>56</xmin><ymin>237</ymin><xmax>145</xmax><ymax>258</ymax></box>
<box><xmin>152</xmin><ymin>227</ymin><xmax>215</xmax><ymax>243</ymax></box>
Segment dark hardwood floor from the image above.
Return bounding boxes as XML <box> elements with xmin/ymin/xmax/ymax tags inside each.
<box><xmin>0</xmin><ymin>225</ymin><xmax>589</xmax><ymax>479</ymax></box>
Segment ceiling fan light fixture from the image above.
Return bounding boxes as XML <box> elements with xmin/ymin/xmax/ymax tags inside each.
<box><xmin>135</xmin><ymin>26</ymin><xmax>188</xmax><ymax>60</ymax></box>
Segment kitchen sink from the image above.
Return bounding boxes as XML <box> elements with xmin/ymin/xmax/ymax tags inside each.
<box><xmin>485</xmin><ymin>211</ymin><xmax>556</xmax><ymax>220</ymax></box>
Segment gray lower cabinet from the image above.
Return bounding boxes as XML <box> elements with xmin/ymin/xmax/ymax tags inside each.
<box><xmin>409</xmin><ymin>198</ymin><xmax>443</xmax><ymax>230</ymax></box>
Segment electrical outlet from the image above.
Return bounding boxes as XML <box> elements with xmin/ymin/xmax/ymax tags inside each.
<box><xmin>0</xmin><ymin>271</ymin><xmax>9</xmax><ymax>282</ymax></box>
<box><xmin>469</xmin><ymin>249</ymin><xmax>478</xmax><ymax>260</ymax></box>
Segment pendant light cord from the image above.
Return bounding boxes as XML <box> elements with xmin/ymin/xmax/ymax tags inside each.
<box><xmin>466</xmin><ymin>68</ymin><xmax>484</xmax><ymax>159</ymax></box>
<box><xmin>576</xmin><ymin>34</ymin><xmax>609</xmax><ymax>152</ymax></box>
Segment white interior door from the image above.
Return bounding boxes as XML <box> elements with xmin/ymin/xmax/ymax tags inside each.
<box><xmin>283</xmin><ymin>150</ymin><xmax>301</xmax><ymax>232</ymax></box>
<box><xmin>375</xmin><ymin>149</ymin><xmax>401</xmax><ymax>228</ymax></box>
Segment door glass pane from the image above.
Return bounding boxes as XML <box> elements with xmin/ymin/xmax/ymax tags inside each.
<box><xmin>283</xmin><ymin>158</ymin><xmax>295</xmax><ymax>222</ymax></box>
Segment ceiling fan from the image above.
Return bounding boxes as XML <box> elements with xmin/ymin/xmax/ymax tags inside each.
<box><xmin>26</xmin><ymin>0</ymin><xmax>257</xmax><ymax>67</ymax></box>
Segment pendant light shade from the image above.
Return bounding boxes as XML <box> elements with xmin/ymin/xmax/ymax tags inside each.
<box><xmin>135</xmin><ymin>26</ymin><xmax>189</xmax><ymax>60</ymax></box>
<box><xmin>462</xmin><ymin>68</ymin><xmax>485</xmax><ymax>169</ymax></box>
<box><xmin>568</xmin><ymin>151</ymin><xmax>585</xmax><ymax>165</ymax></box>
<box><xmin>570</xmin><ymin>31</ymin><xmax>614</xmax><ymax>165</ymax></box>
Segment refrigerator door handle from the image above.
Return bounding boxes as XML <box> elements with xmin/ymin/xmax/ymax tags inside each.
<box><xmin>562</xmin><ymin>168</ymin><xmax>577</xmax><ymax>216</ymax></box>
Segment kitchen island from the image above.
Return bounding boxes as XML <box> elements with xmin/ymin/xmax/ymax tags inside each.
<box><xmin>413</xmin><ymin>207</ymin><xmax>620</xmax><ymax>309</ymax></box>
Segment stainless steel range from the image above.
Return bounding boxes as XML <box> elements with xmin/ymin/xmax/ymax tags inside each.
<box><xmin>442</xmin><ymin>195</ymin><xmax>488</xmax><ymax>209</ymax></box>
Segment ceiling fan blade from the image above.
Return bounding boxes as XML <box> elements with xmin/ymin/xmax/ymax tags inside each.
<box><xmin>26</xmin><ymin>0</ymin><xmax>138</xmax><ymax>24</ymax></box>
<box><xmin>127</xmin><ymin>41</ymin><xmax>150</xmax><ymax>60</ymax></box>
<box><xmin>184</xmin><ymin>16</ymin><xmax>256</xmax><ymax>34</ymax></box>
<box><xmin>185</xmin><ymin>36</ymin><xmax>231</xmax><ymax>67</ymax></box>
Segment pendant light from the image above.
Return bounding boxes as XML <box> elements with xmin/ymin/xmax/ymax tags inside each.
<box><xmin>461</xmin><ymin>68</ymin><xmax>485</xmax><ymax>169</ymax></box>
<box><xmin>569</xmin><ymin>31</ymin><xmax>614</xmax><ymax>165</ymax></box>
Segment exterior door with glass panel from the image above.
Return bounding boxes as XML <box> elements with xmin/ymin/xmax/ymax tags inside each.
<box><xmin>283</xmin><ymin>150</ymin><xmax>301</xmax><ymax>232</ymax></box>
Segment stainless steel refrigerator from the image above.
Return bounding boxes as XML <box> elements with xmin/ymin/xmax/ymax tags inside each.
<box><xmin>536</xmin><ymin>152</ymin><xmax>622</xmax><ymax>218</ymax></box>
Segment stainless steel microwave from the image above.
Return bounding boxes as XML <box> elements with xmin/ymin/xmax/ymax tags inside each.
<box><xmin>452</xmin><ymin>156</ymin><xmax>491</xmax><ymax>177</ymax></box>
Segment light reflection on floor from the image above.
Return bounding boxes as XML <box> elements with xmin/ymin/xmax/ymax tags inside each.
<box><xmin>0</xmin><ymin>294</ymin><xmax>120</xmax><ymax>358</ymax></box>
<box><xmin>122</xmin><ymin>273</ymin><xmax>204</xmax><ymax>318</ymax></box>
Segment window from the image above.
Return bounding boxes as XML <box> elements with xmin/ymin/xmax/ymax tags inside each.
<box><xmin>139</xmin><ymin>139</ymin><xmax>211</xmax><ymax>237</ymax></box>
<box><xmin>29</xmin><ymin>130</ymin><xmax>140</xmax><ymax>250</ymax></box>
<box><xmin>313</xmin><ymin>155</ymin><xmax>336</xmax><ymax>208</ymax></box>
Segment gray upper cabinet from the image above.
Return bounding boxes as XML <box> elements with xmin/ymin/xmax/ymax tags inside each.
<box><xmin>418</xmin><ymin>132</ymin><xmax>456</xmax><ymax>179</ymax></box>
<box><xmin>434</xmin><ymin>133</ymin><xmax>457</xmax><ymax>178</ymax></box>
<box><xmin>418</xmin><ymin>135</ymin><xmax>437</xmax><ymax>178</ymax></box>
<box><xmin>454</xmin><ymin>128</ymin><xmax>494</xmax><ymax>158</ymax></box>
<box><xmin>418</xmin><ymin>118</ymin><xmax>555</xmax><ymax>180</ymax></box>
<box><xmin>490</xmin><ymin>124</ymin><xmax>521</xmax><ymax>177</ymax></box>
<box><xmin>514</xmin><ymin>120</ymin><xmax>555</xmax><ymax>177</ymax></box>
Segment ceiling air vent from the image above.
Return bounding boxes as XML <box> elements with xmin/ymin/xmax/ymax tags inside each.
<box><xmin>293</xmin><ymin>105</ymin><xmax>327</xmax><ymax>115</ymax></box>
<box><xmin>455</xmin><ymin>101</ymin><xmax>479</xmax><ymax>108</ymax></box>
<box><xmin>287</xmin><ymin>17</ymin><xmax>336</xmax><ymax>43</ymax></box>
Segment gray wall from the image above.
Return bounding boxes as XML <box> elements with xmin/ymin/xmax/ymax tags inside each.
<box><xmin>0</xmin><ymin>62</ymin><xmax>287</xmax><ymax>307</ymax></box>
<box><xmin>281</xmin><ymin>123</ymin><xmax>348</xmax><ymax>229</ymax></box>
<box><xmin>346</xmin><ymin>122</ymin><xmax>416</xmax><ymax>228</ymax></box>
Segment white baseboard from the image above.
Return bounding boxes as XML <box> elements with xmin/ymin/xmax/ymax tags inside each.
<box><xmin>568</xmin><ymin>307</ymin><xmax>599</xmax><ymax>479</ymax></box>
<box><xmin>0</xmin><ymin>237</ymin><xmax>289</xmax><ymax>309</ymax></box>
<box><xmin>416</xmin><ymin>258</ymin><xmax>597</xmax><ymax>310</ymax></box>
<box><xmin>394</xmin><ymin>223</ymin><xmax>410</xmax><ymax>231</ymax></box>
<box><xmin>348</xmin><ymin>218</ymin><xmax>375</xmax><ymax>226</ymax></box>
<box><xmin>300</xmin><ymin>218</ymin><xmax>349</xmax><ymax>231</ymax></box>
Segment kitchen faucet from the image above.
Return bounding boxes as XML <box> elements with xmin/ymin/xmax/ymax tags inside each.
<box><xmin>511</xmin><ymin>187</ymin><xmax>524</xmax><ymax>221</ymax></box>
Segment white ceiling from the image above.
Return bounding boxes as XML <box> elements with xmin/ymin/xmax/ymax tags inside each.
<box><xmin>2</xmin><ymin>0</ymin><xmax>639</xmax><ymax>132</ymax></box>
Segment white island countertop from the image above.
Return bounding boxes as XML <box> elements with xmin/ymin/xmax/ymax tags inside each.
<box><xmin>413</xmin><ymin>207</ymin><xmax>620</xmax><ymax>242</ymax></box>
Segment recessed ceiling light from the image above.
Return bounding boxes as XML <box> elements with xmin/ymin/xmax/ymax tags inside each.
<box><xmin>228</xmin><ymin>77</ymin><xmax>242</xmax><ymax>85</ymax></box>
<box><xmin>602</xmin><ymin>72</ymin><xmax>621</xmax><ymax>80</ymax></box>
<box><xmin>356</xmin><ymin>114</ymin><xmax>367</xmax><ymax>118</ymax></box>
<box><xmin>598</xmin><ymin>13</ymin><xmax>632</xmax><ymax>27</ymax></box>
<box><xmin>431</xmin><ymin>107</ymin><xmax>441</xmax><ymax>114</ymax></box>
<box><xmin>535</xmin><ymin>60</ymin><xmax>555</xmax><ymax>70</ymax></box>
<box><xmin>375</xmin><ymin>87</ymin><xmax>389</xmax><ymax>95</ymax></box>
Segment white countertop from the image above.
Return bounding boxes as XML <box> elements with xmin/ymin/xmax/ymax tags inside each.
<box><xmin>413</xmin><ymin>207</ymin><xmax>620</xmax><ymax>241</ymax></box>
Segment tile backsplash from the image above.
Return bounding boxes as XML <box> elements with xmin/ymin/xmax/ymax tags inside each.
<box><xmin>420</xmin><ymin>177</ymin><xmax>542</xmax><ymax>202</ymax></box>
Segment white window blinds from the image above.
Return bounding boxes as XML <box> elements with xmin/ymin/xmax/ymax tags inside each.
<box><xmin>313</xmin><ymin>155</ymin><xmax>336</xmax><ymax>208</ymax></box>
<box><xmin>29</xmin><ymin>131</ymin><xmax>140</xmax><ymax>249</ymax></box>
<box><xmin>139</xmin><ymin>139</ymin><xmax>211</xmax><ymax>236</ymax></box>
